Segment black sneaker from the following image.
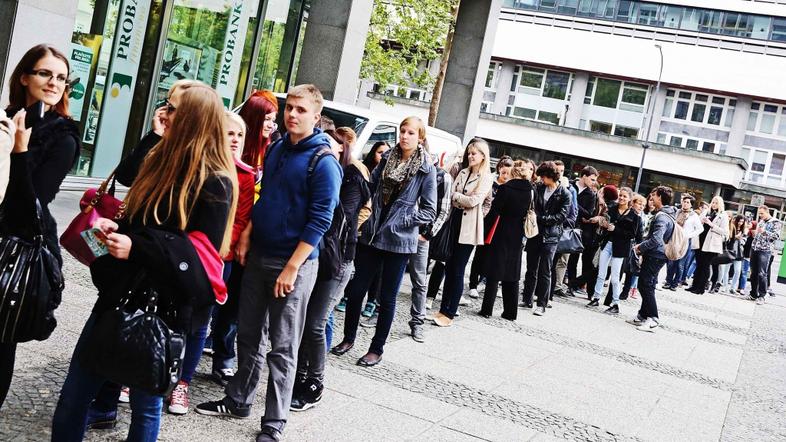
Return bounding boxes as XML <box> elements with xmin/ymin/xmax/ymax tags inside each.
<box><xmin>290</xmin><ymin>378</ymin><xmax>323</xmax><ymax>412</ymax></box>
<box><xmin>211</xmin><ymin>368</ymin><xmax>235</xmax><ymax>387</ymax></box>
<box><xmin>668</xmin><ymin>285</ymin><xmax>677</xmax><ymax>291</ymax></box>
<box><xmin>604</xmin><ymin>305</ymin><xmax>619</xmax><ymax>315</ymax></box>
<box><xmin>256</xmin><ymin>426</ymin><xmax>282</xmax><ymax>442</ymax></box>
<box><xmin>586</xmin><ymin>299</ymin><xmax>599</xmax><ymax>307</ymax></box>
<box><xmin>195</xmin><ymin>397</ymin><xmax>251</xmax><ymax>418</ymax></box>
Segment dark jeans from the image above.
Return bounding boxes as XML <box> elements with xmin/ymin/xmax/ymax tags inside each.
<box><xmin>0</xmin><ymin>342</ymin><xmax>16</xmax><ymax>409</ymax></box>
<box><xmin>439</xmin><ymin>243</ymin><xmax>475</xmax><ymax>319</ymax></box>
<box><xmin>52</xmin><ymin>312</ymin><xmax>163</xmax><ymax>442</ymax></box>
<box><xmin>522</xmin><ymin>239</ymin><xmax>558</xmax><ymax>308</ymax></box>
<box><xmin>665</xmin><ymin>243</ymin><xmax>694</xmax><ymax>287</ymax></box>
<box><xmin>341</xmin><ymin>245</ymin><xmax>409</xmax><ymax>355</ymax></box>
<box><xmin>750</xmin><ymin>250</ymin><xmax>771</xmax><ymax>298</ymax></box>
<box><xmin>566</xmin><ymin>252</ymin><xmax>578</xmax><ymax>281</ymax></box>
<box><xmin>480</xmin><ymin>280</ymin><xmax>519</xmax><ymax>320</ymax></box>
<box><xmin>212</xmin><ymin>262</ymin><xmax>243</xmax><ymax>371</ymax></box>
<box><xmin>710</xmin><ymin>262</ymin><xmax>720</xmax><ymax>285</ymax></box>
<box><xmin>181</xmin><ymin>322</ymin><xmax>209</xmax><ymax>384</ymax></box>
<box><xmin>469</xmin><ymin>246</ymin><xmax>487</xmax><ymax>290</ymax></box>
<box><xmin>427</xmin><ymin>261</ymin><xmax>446</xmax><ymax>299</ymax></box>
<box><xmin>689</xmin><ymin>250</ymin><xmax>717</xmax><ymax>294</ymax></box>
<box><xmin>637</xmin><ymin>256</ymin><xmax>667</xmax><ymax>320</ymax></box>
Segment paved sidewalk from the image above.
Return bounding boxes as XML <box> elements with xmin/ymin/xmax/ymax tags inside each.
<box><xmin>1</xmin><ymin>191</ymin><xmax>785</xmax><ymax>441</ymax></box>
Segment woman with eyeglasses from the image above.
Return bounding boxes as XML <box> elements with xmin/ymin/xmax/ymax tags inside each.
<box><xmin>0</xmin><ymin>44</ymin><xmax>81</xmax><ymax>410</ymax></box>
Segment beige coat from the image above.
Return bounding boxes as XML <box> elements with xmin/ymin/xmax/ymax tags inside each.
<box><xmin>0</xmin><ymin>110</ymin><xmax>13</xmax><ymax>205</ymax></box>
<box><xmin>700</xmin><ymin>210</ymin><xmax>729</xmax><ymax>254</ymax></box>
<box><xmin>451</xmin><ymin>168</ymin><xmax>494</xmax><ymax>246</ymax></box>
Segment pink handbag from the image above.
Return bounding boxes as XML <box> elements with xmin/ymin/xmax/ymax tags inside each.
<box><xmin>60</xmin><ymin>174</ymin><xmax>125</xmax><ymax>266</ymax></box>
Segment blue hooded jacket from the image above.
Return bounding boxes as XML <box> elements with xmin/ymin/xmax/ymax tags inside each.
<box><xmin>252</xmin><ymin>129</ymin><xmax>343</xmax><ymax>260</ymax></box>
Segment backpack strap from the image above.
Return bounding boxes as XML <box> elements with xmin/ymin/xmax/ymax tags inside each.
<box><xmin>308</xmin><ymin>147</ymin><xmax>334</xmax><ymax>180</ymax></box>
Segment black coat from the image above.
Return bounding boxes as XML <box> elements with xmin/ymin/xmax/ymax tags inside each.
<box><xmin>484</xmin><ymin>179</ymin><xmax>532</xmax><ymax>282</ymax></box>
<box><xmin>530</xmin><ymin>182</ymin><xmax>571</xmax><ymax>245</ymax></box>
<box><xmin>115</xmin><ymin>131</ymin><xmax>161</xmax><ymax>186</ymax></box>
<box><xmin>605</xmin><ymin>207</ymin><xmax>640</xmax><ymax>258</ymax></box>
<box><xmin>572</xmin><ymin>182</ymin><xmax>597</xmax><ymax>234</ymax></box>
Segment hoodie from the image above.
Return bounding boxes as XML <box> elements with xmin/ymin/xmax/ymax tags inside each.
<box><xmin>638</xmin><ymin>205</ymin><xmax>676</xmax><ymax>260</ymax></box>
<box><xmin>252</xmin><ymin>128</ymin><xmax>342</xmax><ymax>260</ymax></box>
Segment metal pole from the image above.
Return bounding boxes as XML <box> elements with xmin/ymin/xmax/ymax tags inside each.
<box><xmin>635</xmin><ymin>44</ymin><xmax>664</xmax><ymax>194</ymax></box>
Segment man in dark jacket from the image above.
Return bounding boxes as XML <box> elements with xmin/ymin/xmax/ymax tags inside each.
<box><xmin>197</xmin><ymin>84</ymin><xmax>342</xmax><ymax>442</ymax></box>
<box><xmin>629</xmin><ymin>185</ymin><xmax>675</xmax><ymax>333</ymax></box>
<box><xmin>551</xmin><ymin>161</ymin><xmax>577</xmax><ymax>298</ymax></box>
<box><xmin>522</xmin><ymin>161</ymin><xmax>571</xmax><ymax>316</ymax></box>
<box><xmin>568</xmin><ymin>166</ymin><xmax>598</xmax><ymax>295</ymax></box>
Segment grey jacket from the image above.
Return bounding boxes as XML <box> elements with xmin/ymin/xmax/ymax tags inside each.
<box><xmin>638</xmin><ymin>205</ymin><xmax>676</xmax><ymax>259</ymax></box>
<box><xmin>359</xmin><ymin>150</ymin><xmax>437</xmax><ymax>254</ymax></box>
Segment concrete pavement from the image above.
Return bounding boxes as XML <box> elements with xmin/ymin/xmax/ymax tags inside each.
<box><xmin>1</xmin><ymin>190</ymin><xmax>785</xmax><ymax>441</ymax></box>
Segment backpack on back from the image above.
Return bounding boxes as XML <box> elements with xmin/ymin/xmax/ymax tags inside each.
<box><xmin>661</xmin><ymin>212</ymin><xmax>687</xmax><ymax>261</ymax></box>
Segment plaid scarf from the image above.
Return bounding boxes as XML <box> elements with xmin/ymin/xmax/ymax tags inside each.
<box><xmin>380</xmin><ymin>144</ymin><xmax>425</xmax><ymax>206</ymax></box>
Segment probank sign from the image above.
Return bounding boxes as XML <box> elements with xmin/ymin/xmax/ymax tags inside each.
<box><xmin>217</xmin><ymin>0</ymin><xmax>250</xmax><ymax>109</ymax></box>
<box><xmin>92</xmin><ymin>0</ymin><xmax>152</xmax><ymax>177</ymax></box>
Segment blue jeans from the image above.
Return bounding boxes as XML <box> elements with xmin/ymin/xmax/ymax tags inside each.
<box><xmin>740</xmin><ymin>259</ymin><xmax>751</xmax><ymax>290</ymax></box>
<box><xmin>666</xmin><ymin>246</ymin><xmax>694</xmax><ymax>286</ymax></box>
<box><xmin>52</xmin><ymin>312</ymin><xmax>163</xmax><ymax>442</ymax></box>
<box><xmin>440</xmin><ymin>243</ymin><xmax>475</xmax><ymax>318</ymax></box>
<box><xmin>325</xmin><ymin>312</ymin><xmax>335</xmax><ymax>352</ymax></box>
<box><xmin>637</xmin><ymin>256</ymin><xmax>667</xmax><ymax>320</ymax></box>
<box><xmin>678</xmin><ymin>248</ymin><xmax>695</xmax><ymax>283</ymax></box>
<box><xmin>592</xmin><ymin>242</ymin><xmax>624</xmax><ymax>304</ymax></box>
<box><xmin>211</xmin><ymin>261</ymin><xmax>242</xmax><ymax>371</ymax></box>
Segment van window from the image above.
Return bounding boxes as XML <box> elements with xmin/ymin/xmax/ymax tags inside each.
<box><xmin>362</xmin><ymin>124</ymin><xmax>398</xmax><ymax>157</ymax></box>
<box><xmin>274</xmin><ymin>97</ymin><xmax>369</xmax><ymax>135</ymax></box>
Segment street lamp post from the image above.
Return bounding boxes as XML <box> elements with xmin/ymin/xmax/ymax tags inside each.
<box><xmin>635</xmin><ymin>44</ymin><xmax>664</xmax><ymax>194</ymax></box>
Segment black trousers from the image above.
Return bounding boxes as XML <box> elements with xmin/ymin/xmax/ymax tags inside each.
<box><xmin>690</xmin><ymin>250</ymin><xmax>717</xmax><ymax>294</ymax></box>
<box><xmin>427</xmin><ymin>261</ymin><xmax>445</xmax><ymax>299</ymax></box>
<box><xmin>638</xmin><ymin>256</ymin><xmax>667</xmax><ymax>320</ymax></box>
<box><xmin>480</xmin><ymin>279</ymin><xmax>519</xmax><ymax>320</ymax></box>
<box><xmin>522</xmin><ymin>240</ymin><xmax>558</xmax><ymax>308</ymax></box>
<box><xmin>469</xmin><ymin>246</ymin><xmax>487</xmax><ymax>290</ymax></box>
<box><xmin>750</xmin><ymin>250</ymin><xmax>771</xmax><ymax>298</ymax></box>
<box><xmin>0</xmin><ymin>342</ymin><xmax>16</xmax><ymax>409</ymax></box>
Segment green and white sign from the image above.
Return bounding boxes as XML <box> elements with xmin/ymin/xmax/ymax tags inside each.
<box><xmin>216</xmin><ymin>0</ymin><xmax>251</xmax><ymax>109</ymax></box>
<box><xmin>91</xmin><ymin>0</ymin><xmax>152</xmax><ymax>178</ymax></box>
<box><xmin>68</xmin><ymin>43</ymin><xmax>93</xmax><ymax>122</ymax></box>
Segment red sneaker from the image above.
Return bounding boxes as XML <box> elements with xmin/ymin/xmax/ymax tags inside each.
<box><xmin>167</xmin><ymin>381</ymin><xmax>189</xmax><ymax>415</ymax></box>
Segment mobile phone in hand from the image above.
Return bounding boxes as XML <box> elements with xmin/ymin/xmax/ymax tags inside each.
<box><xmin>81</xmin><ymin>228</ymin><xmax>109</xmax><ymax>258</ymax></box>
<box><xmin>24</xmin><ymin>100</ymin><xmax>45</xmax><ymax>129</ymax></box>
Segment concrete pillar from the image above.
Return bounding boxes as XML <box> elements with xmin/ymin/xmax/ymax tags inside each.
<box><xmin>646</xmin><ymin>86</ymin><xmax>668</xmax><ymax>143</ymax></box>
<box><xmin>435</xmin><ymin>0</ymin><xmax>502</xmax><ymax>145</ymax></box>
<box><xmin>0</xmin><ymin>0</ymin><xmax>78</xmax><ymax>106</ymax></box>
<box><xmin>295</xmin><ymin>0</ymin><xmax>373</xmax><ymax>105</ymax></box>
<box><xmin>564</xmin><ymin>71</ymin><xmax>589</xmax><ymax>129</ymax></box>
<box><xmin>492</xmin><ymin>61</ymin><xmax>513</xmax><ymax>116</ymax></box>
<box><xmin>727</xmin><ymin>95</ymin><xmax>752</xmax><ymax>158</ymax></box>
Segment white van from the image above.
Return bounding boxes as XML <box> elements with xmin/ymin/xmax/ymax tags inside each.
<box><xmin>269</xmin><ymin>94</ymin><xmax>462</xmax><ymax>167</ymax></box>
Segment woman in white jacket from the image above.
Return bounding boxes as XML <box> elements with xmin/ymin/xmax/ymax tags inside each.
<box><xmin>688</xmin><ymin>196</ymin><xmax>729</xmax><ymax>295</ymax></box>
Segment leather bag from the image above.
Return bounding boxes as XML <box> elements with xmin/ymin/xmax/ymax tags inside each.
<box><xmin>524</xmin><ymin>190</ymin><xmax>538</xmax><ymax>239</ymax></box>
<box><xmin>429</xmin><ymin>211</ymin><xmax>455</xmax><ymax>262</ymax></box>
<box><xmin>556</xmin><ymin>228</ymin><xmax>584</xmax><ymax>254</ymax></box>
<box><xmin>80</xmin><ymin>272</ymin><xmax>185</xmax><ymax>396</ymax></box>
<box><xmin>60</xmin><ymin>173</ymin><xmax>125</xmax><ymax>266</ymax></box>
<box><xmin>0</xmin><ymin>203</ymin><xmax>64</xmax><ymax>343</ymax></box>
<box><xmin>711</xmin><ymin>249</ymin><xmax>735</xmax><ymax>266</ymax></box>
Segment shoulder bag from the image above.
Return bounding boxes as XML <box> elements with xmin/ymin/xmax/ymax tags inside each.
<box><xmin>60</xmin><ymin>172</ymin><xmax>125</xmax><ymax>266</ymax></box>
<box><xmin>0</xmin><ymin>202</ymin><xmax>64</xmax><ymax>343</ymax></box>
<box><xmin>79</xmin><ymin>271</ymin><xmax>185</xmax><ymax>396</ymax></box>
<box><xmin>524</xmin><ymin>189</ymin><xmax>538</xmax><ymax>239</ymax></box>
<box><xmin>556</xmin><ymin>228</ymin><xmax>584</xmax><ymax>254</ymax></box>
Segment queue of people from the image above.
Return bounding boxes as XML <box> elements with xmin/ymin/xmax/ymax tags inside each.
<box><xmin>0</xmin><ymin>43</ymin><xmax>783</xmax><ymax>442</ymax></box>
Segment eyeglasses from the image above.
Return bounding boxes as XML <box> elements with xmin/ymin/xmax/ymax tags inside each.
<box><xmin>27</xmin><ymin>69</ymin><xmax>69</xmax><ymax>85</ymax></box>
<box><xmin>164</xmin><ymin>99</ymin><xmax>176</xmax><ymax>114</ymax></box>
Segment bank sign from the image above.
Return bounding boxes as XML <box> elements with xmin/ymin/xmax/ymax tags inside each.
<box><xmin>91</xmin><ymin>0</ymin><xmax>152</xmax><ymax>178</ymax></box>
<box><xmin>216</xmin><ymin>0</ymin><xmax>251</xmax><ymax>109</ymax></box>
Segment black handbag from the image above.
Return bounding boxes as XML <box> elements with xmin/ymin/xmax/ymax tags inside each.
<box><xmin>712</xmin><ymin>249</ymin><xmax>734</xmax><ymax>266</ymax></box>
<box><xmin>80</xmin><ymin>272</ymin><xmax>185</xmax><ymax>396</ymax></box>
<box><xmin>429</xmin><ymin>210</ymin><xmax>456</xmax><ymax>262</ymax></box>
<box><xmin>0</xmin><ymin>203</ymin><xmax>64</xmax><ymax>344</ymax></box>
<box><xmin>556</xmin><ymin>228</ymin><xmax>584</xmax><ymax>254</ymax></box>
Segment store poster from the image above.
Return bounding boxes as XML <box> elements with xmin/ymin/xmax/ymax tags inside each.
<box><xmin>91</xmin><ymin>0</ymin><xmax>152</xmax><ymax>178</ymax></box>
<box><xmin>216</xmin><ymin>0</ymin><xmax>251</xmax><ymax>108</ymax></box>
<box><xmin>68</xmin><ymin>44</ymin><xmax>93</xmax><ymax>122</ymax></box>
<box><xmin>158</xmin><ymin>39</ymin><xmax>201</xmax><ymax>91</ymax></box>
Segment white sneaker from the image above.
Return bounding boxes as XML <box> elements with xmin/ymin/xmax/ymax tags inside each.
<box><xmin>167</xmin><ymin>381</ymin><xmax>189</xmax><ymax>415</ymax></box>
<box><xmin>637</xmin><ymin>318</ymin><xmax>659</xmax><ymax>333</ymax></box>
<box><xmin>118</xmin><ymin>386</ymin><xmax>130</xmax><ymax>404</ymax></box>
<box><xmin>459</xmin><ymin>295</ymin><xmax>471</xmax><ymax>306</ymax></box>
<box><xmin>755</xmin><ymin>297</ymin><xmax>765</xmax><ymax>305</ymax></box>
<box><xmin>468</xmin><ymin>288</ymin><xmax>479</xmax><ymax>299</ymax></box>
<box><xmin>425</xmin><ymin>299</ymin><xmax>433</xmax><ymax>310</ymax></box>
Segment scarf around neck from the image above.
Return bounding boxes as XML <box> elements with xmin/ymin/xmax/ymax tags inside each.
<box><xmin>380</xmin><ymin>144</ymin><xmax>425</xmax><ymax>206</ymax></box>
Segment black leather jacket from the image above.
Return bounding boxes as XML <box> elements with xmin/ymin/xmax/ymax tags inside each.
<box><xmin>534</xmin><ymin>183</ymin><xmax>571</xmax><ymax>244</ymax></box>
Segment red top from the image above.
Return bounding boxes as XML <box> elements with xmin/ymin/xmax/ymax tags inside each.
<box><xmin>225</xmin><ymin>158</ymin><xmax>255</xmax><ymax>261</ymax></box>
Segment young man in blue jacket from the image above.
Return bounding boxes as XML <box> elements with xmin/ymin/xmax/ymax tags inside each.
<box><xmin>197</xmin><ymin>84</ymin><xmax>342</xmax><ymax>442</ymax></box>
<box><xmin>629</xmin><ymin>185</ymin><xmax>675</xmax><ymax>333</ymax></box>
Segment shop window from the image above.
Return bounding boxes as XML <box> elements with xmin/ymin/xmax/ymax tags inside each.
<box><xmin>593</xmin><ymin>78</ymin><xmax>621</xmax><ymax>109</ymax></box>
<box><xmin>590</xmin><ymin>120</ymin><xmax>613</xmax><ymax>134</ymax></box>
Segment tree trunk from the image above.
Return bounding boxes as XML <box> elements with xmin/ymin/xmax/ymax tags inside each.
<box><xmin>428</xmin><ymin>1</ymin><xmax>460</xmax><ymax>127</ymax></box>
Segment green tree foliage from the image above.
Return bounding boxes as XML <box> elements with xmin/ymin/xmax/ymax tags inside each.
<box><xmin>362</xmin><ymin>0</ymin><xmax>458</xmax><ymax>103</ymax></box>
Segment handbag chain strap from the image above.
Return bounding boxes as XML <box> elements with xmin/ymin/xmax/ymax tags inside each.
<box><xmin>85</xmin><ymin>171</ymin><xmax>127</xmax><ymax>220</ymax></box>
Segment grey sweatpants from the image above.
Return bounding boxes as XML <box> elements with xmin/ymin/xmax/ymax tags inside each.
<box><xmin>225</xmin><ymin>252</ymin><xmax>318</xmax><ymax>432</ymax></box>
<box><xmin>408</xmin><ymin>239</ymin><xmax>430</xmax><ymax>328</ymax></box>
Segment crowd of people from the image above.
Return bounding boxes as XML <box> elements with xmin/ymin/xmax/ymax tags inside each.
<box><xmin>0</xmin><ymin>43</ymin><xmax>783</xmax><ymax>442</ymax></box>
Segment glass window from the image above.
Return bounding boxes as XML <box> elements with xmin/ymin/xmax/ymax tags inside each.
<box><xmin>752</xmin><ymin>103</ymin><xmax>760</xmax><ymax>111</ymax></box>
<box><xmin>656</xmin><ymin>132</ymin><xmax>667</xmax><ymax>144</ymax></box>
<box><xmin>695</xmin><ymin>94</ymin><xmax>708</xmax><ymax>102</ymax></box>
<box><xmin>712</xmin><ymin>97</ymin><xmax>725</xmax><ymax>105</ymax></box>
<box><xmin>252</xmin><ymin>0</ymin><xmax>307</xmax><ymax>95</ymax></box>
<box><xmin>621</xmin><ymin>83</ymin><xmax>647</xmax><ymax>105</ymax></box>
<box><xmin>751</xmin><ymin>16</ymin><xmax>771</xmax><ymax>40</ymax></box>
<box><xmin>576</xmin><ymin>0</ymin><xmax>593</xmax><ymax>16</ymax></box>
<box><xmin>681</xmin><ymin>8</ymin><xmax>700</xmax><ymax>32</ymax></box>
<box><xmin>593</xmin><ymin>78</ymin><xmax>621</xmax><ymax>108</ymax></box>
<box><xmin>557</xmin><ymin>0</ymin><xmax>579</xmax><ymax>15</ymax></box>
<box><xmin>698</xmin><ymin>10</ymin><xmax>721</xmax><ymax>33</ymax></box>
<box><xmin>616</xmin><ymin>0</ymin><xmax>635</xmax><ymax>23</ymax></box>
<box><xmin>761</xmin><ymin>113</ymin><xmax>776</xmax><ymax>134</ymax></box>
<box><xmin>778</xmin><ymin>114</ymin><xmax>786</xmax><ymax>137</ymax></box>
<box><xmin>521</xmin><ymin>68</ymin><xmax>544</xmax><ymax>89</ymax></box>
<box><xmin>678</xmin><ymin>91</ymin><xmax>691</xmax><ymax>99</ymax></box>
<box><xmin>669</xmin><ymin>136</ymin><xmax>683</xmax><ymax>147</ymax></box>
<box><xmin>708</xmin><ymin>106</ymin><xmax>723</xmax><ymax>125</ymax></box>
<box><xmin>485</xmin><ymin>62</ymin><xmax>498</xmax><ymax>89</ymax></box>
<box><xmin>772</xmin><ymin>18</ymin><xmax>786</xmax><ymax>42</ymax></box>
<box><xmin>690</xmin><ymin>103</ymin><xmax>705</xmax><ymax>123</ymax></box>
<box><xmin>513</xmin><ymin>0</ymin><xmax>538</xmax><ymax>9</ymax></box>
<box><xmin>663</xmin><ymin>6</ymin><xmax>682</xmax><ymax>29</ymax></box>
<box><xmin>686</xmin><ymin>139</ymin><xmax>699</xmax><ymax>149</ymax></box>
<box><xmin>748</xmin><ymin>111</ymin><xmax>759</xmax><ymax>131</ymax></box>
<box><xmin>614</xmin><ymin>125</ymin><xmax>638</xmax><ymax>138</ymax></box>
<box><xmin>702</xmin><ymin>141</ymin><xmax>715</xmax><ymax>153</ymax></box>
<box><xmin>537</xmin><ymin>110</ymin><xmax>560</xmax><ymax>125</ymax></box>
<box><xmin>513</xmin><ymin>107</ymin><xmax>537</xmax><ymax>119</ymax></box>
<box><xmin>662</xmin><ymin>98</ymin><xmax>673</xmax><ymax>117</ymax></box>
<box><xmin>764</xmin><ymin>104</ymin><xmax>778</xmax><ymax>113</ymax></box>
<box><xmin>543</xmin><ymin>71</ymin><xmax>571</xmax><ymax>99</ymax></box>
<box><xmin>584</xmin><ymin>76</ymin><xmax>595</xmax><ymax>104</ymax></box>
<box><xmin>725</xmin><ymin>108</ymin><xmax>735</xmax><ymax>127</ymax></box>
<box><xmin>752</xmin><ymin>150</ymin><xmax>768</xmax><ymax>172</ymax></box>
<box><xmin>590</xmin><ymin>120</ymin><xmax>613</xmax><ymax>134</ymax></box>
<box><xmin>771</xmin><ymin>154</ymin><xmax>785</xmax><ymax>176</ymax></box>
<box><xmin>637</xmin><ymin>3</ymin><xmax>662</xmax><ymax>26</ymax></box>
<box><xmin>674</xmin><ymin>101</ymin><xmax>689</xmax><ymax>120</ymax></box>
<box><xmin>540</xmin><ymin>0</ymin><xmax>557</xmax><ymax>11</ymax></box>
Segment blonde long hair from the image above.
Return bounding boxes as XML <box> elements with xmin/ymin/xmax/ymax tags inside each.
<box><xmin>125</xmin><ymin>83</ymin><xmax>238</xmax><ymax>255</ymax></box>
<box><xmin>465</xmin><ymin>138</ymin><xmax>491</xmax><ymax>177</ymax></box>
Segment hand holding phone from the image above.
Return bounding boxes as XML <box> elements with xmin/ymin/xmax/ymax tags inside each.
<box><xmin>24</xmin><ymin>100</ymin><xmax>45</xmax><ymax>130</ymax></box>
<box><xmin>81</xmin><ymin>228</ymin><xmax>109</xmax><ymax>258</ymax></box>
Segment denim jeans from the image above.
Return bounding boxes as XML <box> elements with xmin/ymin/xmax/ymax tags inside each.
<box><xmin>740</xmin><ymin>259</ymin><xmax>751</xmax><ymax>290</ymax></box>
<box><xmin>52</xmin><ymin>312</ymin><xmax>163</xmax><ymax>442</ymax></box>
<box><xmin>679</xmin><ymin>247</ymin><xmax>695</xmax><ymax>283</ymax></box>
<box><xmin>439</xmin><ymin>243</ymin><xmax>475</xmax><ymax>319</ymax></box>
<box><xmin>181</xmin><ymin>322</ymin><xmax>209</xmax><ymax>384</ymax></box>
<box><xmin>592</xmin><ymin>242</ymin><xmax>624</xmax><ymax>305</ymax></box>
<box><xmin>297</xmin><ymin>261</ymin><xmax>354</xmax><ymax>381</ymax></box>
<box><xmin>750</xmin><ymin>250</ymin><xmax>771</xmax><ymax>298</ymax></box>
<box><xmin>719</xmin><ymin>260</ymin><xmax>742</xmax><ymax>292</ymax></box>
<box><xmin>325</xmin><ymin>312</ymin><xmax>335</xmax><ymax>352</ymax></box>
<box><xmin>211</xmin><ymin>261</ymin><xmax>242</xmax><ymax>371</ymax></box>
<box><xmin>341</xmin><ymin>245</ymin><xmax>409</xmax><ymax>354</ymax></box>
<box><xmin>637</xmin><ymin>256</ymin><xmax>667</xmax><ymax>320</ymax></box>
